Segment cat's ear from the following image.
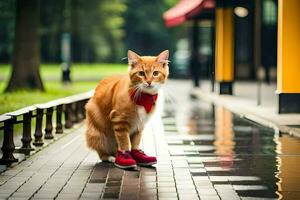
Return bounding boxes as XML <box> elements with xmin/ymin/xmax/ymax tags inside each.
<box><xmin>156</xmin><ymin>50</ymin><xmax>169</xmax><ymax>64</ymax></box>
<box><xmin>128</xmin><ymin>50</ymin><xmax>141</xmax><ymax>66</ymax></box>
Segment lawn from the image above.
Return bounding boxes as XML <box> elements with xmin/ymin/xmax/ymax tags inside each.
<box><xmin>0</xmin><ymin>63</ymin><xmax>128</xmax><ymax>82</ymax></box>
<box><xmin>0</xmin><ymin>63</ymin><xmax>128</xmax><ymax>114</ymax></box>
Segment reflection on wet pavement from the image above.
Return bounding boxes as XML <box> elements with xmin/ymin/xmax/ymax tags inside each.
<box><xmin>162</xmin><ymin>83</ymin><xmax>300</xmax><ymax>200</ymax></box>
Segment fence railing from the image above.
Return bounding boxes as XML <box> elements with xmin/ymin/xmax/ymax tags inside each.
<box><xmin>0</xmin><ymin>91</ymin><xmax>93</xmax><ymax>166</ymax></box>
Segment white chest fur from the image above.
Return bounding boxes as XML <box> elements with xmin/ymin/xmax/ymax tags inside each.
<box><xmin>137</xmin><ymin>106</ymin><xmax>150</xmax><ymax>124</ymax></box>
<box><xmin>130</xmin><ymin>106</ymin><xmax>152</xmax><ymax>135</ymax></box>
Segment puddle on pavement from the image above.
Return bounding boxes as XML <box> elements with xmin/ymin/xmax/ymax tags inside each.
<box><xmin>162</xmin><ymin>96</ymin><xmax>300</xmax><ymax>200</ymax></box>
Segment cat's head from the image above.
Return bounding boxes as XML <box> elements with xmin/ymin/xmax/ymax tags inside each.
<box><xmin>128</xmin><ymin>50</ymin><xmax>169</xmax><ymax>94</ymax></box>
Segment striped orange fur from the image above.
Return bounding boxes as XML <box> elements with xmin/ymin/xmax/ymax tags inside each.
<box><xmin>85</xmin><ymin>50</ymin><xmax>169</xmax><ymax>161</ymax></box>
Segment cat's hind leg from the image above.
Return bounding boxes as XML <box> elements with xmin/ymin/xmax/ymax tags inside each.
<box><xmin>85</xmin><ymin>124</ymin><xmax>112</xmax><ymax>162</ymax></box>
<box><xmin>96</xmin><ymin>150</ymin><xmax>115</xmax><ymax>162</ymax></box>
<box><xmin>98</xmin><ymin>152</ymin><xmax>116</xmax><ymax>163</ymax></box>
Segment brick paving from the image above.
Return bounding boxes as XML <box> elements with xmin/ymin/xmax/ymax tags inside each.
<box><xmin>0</xmin><ymin>109</ymin><xmax>164</xmax><ymax>200</ymax></box>
<box><xmin>1</xmin><ymin>81</ymin><xmax>300</xmax><ymax>200</ymax></box>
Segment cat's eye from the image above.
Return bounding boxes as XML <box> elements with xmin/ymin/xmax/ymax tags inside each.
<box><xmin>138</xmin><ymin>71</ymin><xmax>145</xmax><ymax>76</ymax></box>
<box><xmin>153</xmin><ymin>71</ymin><xmax>159</xmax><ymax>76</ymax></box>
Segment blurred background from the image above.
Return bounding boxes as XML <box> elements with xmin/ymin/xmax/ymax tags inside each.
<box><xmin>0</xmin><ymin>0</ymin><xmax>181</xmax><ymax>64</ymax></box>
<box><xmin>0</xmin><ymin>0</ymin><xmax>184</xmax><ymax>114</ymax></box>
<box><xmin>0</xmin><ymin>0</ymin><xmax>280</xmax><ymax>114</ymax></box>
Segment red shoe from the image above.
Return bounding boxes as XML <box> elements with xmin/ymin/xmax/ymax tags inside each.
<box><xmin>130</xmin><ymin>149</ymin><xmax>157</xmax><ymax>166</ymax></box>
<box><xmin>114</xmin><ymin>150</ymin><xmax>137</xmax><ymax>169</ymax></box>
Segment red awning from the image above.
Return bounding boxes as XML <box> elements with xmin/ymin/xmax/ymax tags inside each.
<box><xmin>163</xmin><ymin>0</ymin><xmax>215</xmax><ymax>27</ymax></box>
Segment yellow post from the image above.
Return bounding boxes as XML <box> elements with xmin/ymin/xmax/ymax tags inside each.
<box><xmin>277</xmin><ymin>0</ymin><xmax>300</xmax><ymax>113</ymax></box>
<box><xmin>215</xmin><ymin>2</ymin><xmax>234</xmax><ymax>95</ymax></box>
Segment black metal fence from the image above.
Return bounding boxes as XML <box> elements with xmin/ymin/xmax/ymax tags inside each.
<box><xmin>0</xmin><ymin>91</ymin><xmax>93</xmax><ymax>166</ymax></box>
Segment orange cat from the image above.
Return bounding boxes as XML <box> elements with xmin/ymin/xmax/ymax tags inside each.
<box><xmin>85</xmin><ymin>50</ymin><xmax>169</xmax><ymax>168</ymax></box>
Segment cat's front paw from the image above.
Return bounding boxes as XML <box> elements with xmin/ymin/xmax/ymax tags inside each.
<box><xmin>130</xmin><ymin>149</ymin><xmax>157</xmax><ymax>166</ymax></box>
<box><xmin>114</xmin><ymin>151</ymin><xmax>137</xmax><ymax>169</ymax></box>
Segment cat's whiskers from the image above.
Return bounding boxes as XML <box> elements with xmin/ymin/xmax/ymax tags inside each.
<box><xmin>133</xmin><ymin>86</ymin><xmax>142</xmax><ymax>103</ymax></box>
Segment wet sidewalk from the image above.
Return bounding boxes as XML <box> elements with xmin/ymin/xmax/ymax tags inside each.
<box><xmin>192</xmin><ymin>80</ymin><xmax>300</xmax><ymax>137</ymax></box>
<box><xmin>0</xmin><ymin>81</ymin><xmax>300</xmax><ymax>199</ymax></box>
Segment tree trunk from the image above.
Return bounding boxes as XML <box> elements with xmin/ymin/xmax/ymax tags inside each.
<box><xmin>5</xmin><ymin>0</ymin><xmax>44</xmax><ymax>92</ymax></box>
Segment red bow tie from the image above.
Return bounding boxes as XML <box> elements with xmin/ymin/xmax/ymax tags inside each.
<box><xmin>130</xmin><ymin>89</ymin><xmax>158</xmax><ymax>113</ymax></box>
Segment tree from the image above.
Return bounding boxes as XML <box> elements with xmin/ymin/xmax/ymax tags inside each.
<box><xmin>5</xmin><ymin>0</ymin><xmax>44</xmax><ymax>92</ymax></box>
<box><xmin>71</xmin><ymin>0</ymin><xmax>126</xmax><ymax>62</ymax></box>
<box><xmin>123</xmin><ymin>0</ymin><xmax>176</xmax><ymax>56</ymax></box>
<box><xmin>0</xmin><ymin>0</ymin><xmax>15</xmax><ymax>63</ymax></box>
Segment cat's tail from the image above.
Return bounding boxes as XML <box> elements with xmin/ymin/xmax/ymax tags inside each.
<box><xmin>107</xmin><ymin>156</ymin><xmax>116</xmax><ymax>163</ymax></box>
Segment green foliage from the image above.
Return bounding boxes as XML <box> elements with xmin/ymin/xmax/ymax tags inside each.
<box><xmin>92</xmin><ymin>0</ymin><xmax>127</xmax><ymax>62</ymax></box>
<box><xmin>164</xmin><ymin>0</ymin><xmax>178</xmax><ymax>7</ymax></box>
<box><xmin>0</xmin><ymin>63</ymin><xmax>128</xmax><ymax>114</ymax></box>
<box><xmin>0</xmin><ymin>0</ymin><xmax>15</xmax><ymax>62</ymax></box>
<box><xmin>38</xmin><ymin>0</ymin><xmax>127</xmax><ymax>62</ymax></box>
<box><xmin>123</xmin><ymin>0</ymin><xmax>176</xmax><ymax>56</ymax></box>
<box><xmin>0</xmin><ymin>0</ymin><xmax>182</xmax><ymax>63</ymax></box>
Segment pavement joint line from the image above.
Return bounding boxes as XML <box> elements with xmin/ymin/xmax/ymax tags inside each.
<box><xmin>59</xmin><ymin>134</ymin><xmax>82</xmax><ymax>150</ymax></box>
<box><xmin>53</xmin><ymin>150</ymin><xmax>89</xmax><ymax>200</ymax></box>
<box><xmin>0</xmin><ymin>123</ymin><xmax>85</xmax><ymax>182</ymax></box>
<box><xmin>189</xmin><ymin>164</ymin><xmax>212</xmax><ymax>200</ymax></box>
<box><xmin>78</xmin><ymin>156</ymin><xmax>99</xmax><ymax>199</ymax></box>
<box><xmin>154</xmin><ymin>118</ymin><xmax>182</xmax><ymax>200</ymax></box>
<box><xmin>4</xmin><ymin>81</ymin><xmax>299</xmax><ymax>200</ymax></box>
<box><xmin>0</xmin><ymin>125</ymin><xmax>85</xmax><ymax>198</ymax></box>
<box><xmin>25</xmin><ymin>132</ymin><xmax>84</xmax><ymax>199</ymax></box>
<box><xmin>153</xmin><ymin>119</ymin><xmax>161</xmax><ymax>199</ymax></box>
<box><xmin>29</xmin><ymin>151</ymin><xmax>82</xmax><ymax>199</ymax></box>
<box><xmin>194</xmin><ymin>88</ymin><xmax>300</xmax><ymax>138</ymax></box>
<box><xmin>4</xmin><ymin>171</ymin><xmax>36</xmax><ymax>200</ymax></box>
<box><xmin>101</xmin><ymin>163</ymin><xmax>120</xmax><ymax>199</ymax></box>
<box><xmin>153</xmin><ymin>130</ymin><xmax>159</xmax><ymax>200</ymax></box>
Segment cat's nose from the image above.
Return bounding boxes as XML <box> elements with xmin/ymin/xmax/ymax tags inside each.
<box><xmin>147</xmin><ymin>81</ymin><xmax>152</xmax><ymax>86</ymax></box>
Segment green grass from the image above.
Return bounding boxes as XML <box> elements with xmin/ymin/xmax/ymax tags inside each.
<box><xmin>0</xmin><ymin>63</ymin><xmax>128</xmax><ymax>114</ymax></box>
<box><xmin>0</xmin><ymin>63</ymin><xmax>128</xmax><ymax>82</ymax></box>
<box><xmin>0</xmin><ymin>81</ymin><xmax>98</xmax><ymax>114</ymax></box>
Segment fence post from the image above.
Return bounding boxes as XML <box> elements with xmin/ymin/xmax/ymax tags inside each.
<box><xmin>44</xmin><ymin>107</ymin><xmax>54</xmax><ymax>139</ymax></box>
<box><xmin>0</xmin><ymin>118</ymin><xmax>18</xmax><ymax>165</ymax></box>
<box><xmin>76</xmin><ymin>101</ymin><xmax>83</xmax><ymax>122</ymax></box>
<box><xmin>20</xmin><ymin>111</ymin><xmax>34</xmax><ymax>155</ymax></box>
<box><xmin>65</xmin><ymin>103</ymin><xmax>73</xmax><ymax>128</ymax></box>
<box><xmin>83</xmin><ymin>99</ymin><xmax>88</xmax><ymax>118</ymax></box>
<box><xmin>56</xmin><ymin>105</ymin><xmax>63</xmax><ymax>134</ymax></box>
<box><xmin>71</xmin><ymin>103</ymin><xmax>78</xmax><ymax>123</ymax></box>
<box><xmin>33</xmin><ymin>108</ymin><xmax>44</xmax><ymax>146</ymax></box>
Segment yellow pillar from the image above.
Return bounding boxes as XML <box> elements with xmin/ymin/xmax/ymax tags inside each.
<box><xmin>277</xmin><ymin>0</ymin><xmax>300</xmax><ymax>113</ymax></box>
<box><xmin>214</xmin><ymin>107</ymin><xmax>235</xmax><ymax>168</ymax></box>
<box><xmin>215</xmin><ymin>2</ymin><xmax>234</xmax><ymax>95</ymax></box>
